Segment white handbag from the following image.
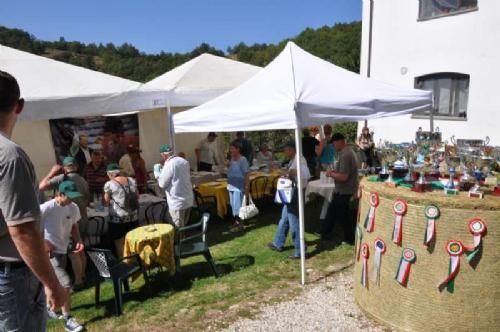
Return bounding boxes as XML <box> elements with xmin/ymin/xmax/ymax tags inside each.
<box><xmin>275</xmin><ymin>177</ymin><xmax>295</xmax><ymax>204</ymax></box>
<box><xmin>239</xmin><ymin>195</ymin><xmax>259</xmax><ymax>220</ymax></box>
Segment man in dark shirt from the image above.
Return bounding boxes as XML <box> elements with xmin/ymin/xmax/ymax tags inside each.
<box><xmin>83</xmin><ymin>150</ymin><xmax>108</xmax><ymax>196</ymax></box>
<box><xmin>235</xmin><ymin>131</ymin><xmax>254</xmax><ymax>166</ymax></box>
<box><xmin>322</xmin><ymin>133</ymin><xmax>359</xmax><ymax>245</ymax></box>
<box><xmin>0</xmin><ymin>70</ymin><xmax>67</xmax><ymax>331</ymax></box>
<box><xmin>302</xmin><ymin>128</ymin><xmax>319</xmax><ymax>177</ymax></box>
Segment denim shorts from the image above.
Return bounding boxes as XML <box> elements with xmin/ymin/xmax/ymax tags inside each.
<box><xmin>0</xmin><ymin>265</ymin><xmax>47</xmax><ymax>331</ymax></box>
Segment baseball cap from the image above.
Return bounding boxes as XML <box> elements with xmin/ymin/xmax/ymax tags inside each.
<box><xmin>159</xmin><ymin>144</ymin><xmax>173</xmax><ymax>153</ymax></box>
<box><xmin>58</xmin><ymin>180</ymin><xmax>81</xmax><ymax>199</ymax></box>
<box><xmin>208</xmin><ymin>132</ymin><xmax>218</xmax><ymax>138</ymax></box>
<box><xmin>331</xmin><ymin>133</ymin><xmax>346</xmax><ymax>142</ymax></box>
<box><xmin>62</xmin><ymin>156</ymin><xmax>76</xmax><ymax>166</ymax></box>
<box><xmin>106</xmin><ymin>163</ymin><xmax>120</xmax><ymax>172</ymax></box>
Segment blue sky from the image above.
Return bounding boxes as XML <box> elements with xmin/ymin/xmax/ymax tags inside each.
<box><xmin>1</xmin><ymin>0</ymin><xmax>361</xmax><ymax>54</ymax></box>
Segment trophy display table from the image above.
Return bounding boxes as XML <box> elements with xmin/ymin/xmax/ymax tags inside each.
<box><xmin>353</xmin><ymin>179</ymin><xmax>500</xmax><ymax>332</ymax></box>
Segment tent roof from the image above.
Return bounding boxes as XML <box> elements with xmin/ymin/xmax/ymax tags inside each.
<box><xmin>146</xmin><ymin>53</ymin><xmax>261</xmax><ymax>106</ymax></box>
<box><xmin>173</xmin><ymin>42</ymin><xmax>433</xmax><ymax>133</ymax></box>
<box><xmin>0</xmin><ymin>44</ymin><xmax>166</xmax><ymax>122</ymax></box>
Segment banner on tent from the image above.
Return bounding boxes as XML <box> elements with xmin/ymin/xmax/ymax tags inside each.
<box><xmin>49</xmin><ymin>115</ymin><xmax>140</xmax><ymax>167</ymax></box>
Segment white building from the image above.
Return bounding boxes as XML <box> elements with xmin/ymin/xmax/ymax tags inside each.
<box><xmin>360</xmin><ymin>0</ymin><xmax>500</xmax><ymax>145</ymax></box>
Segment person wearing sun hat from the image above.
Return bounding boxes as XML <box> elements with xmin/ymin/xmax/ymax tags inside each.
<box><xmin>155</xmin><ymin>144</ymin><xmax>193</xmax><ymax>227</ymax></box>
<box><xmin>39</xmin><ymin>155</ymin><xmax>90</xmax><ymax>288</ymax></box>
<box><xmin>103</xmin><ymin>162</ymin><xmax>139</xmax><ymax>257</ymax></box>
<box><xmin>41</xmin><ymin>180</ymin><xmax>85</xmax><ymax>332</ymax></box>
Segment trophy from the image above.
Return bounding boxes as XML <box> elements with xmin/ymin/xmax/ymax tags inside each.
<box><xmin>403</xmin><ymin>144</ymin><xmax>417</xmax><ymax>183</ymax></box>
<box><xmin>444</xmin><ymin>145</ymin><xmax>460</xmax><ymax>194</ymax></box>
<box><xmin>412</xmin><ymin>144</ymin><xmax>433</xmax><ymax>192</ymax></box>
<box><xmin>380</xmin><ymin>147</ymin><xmax>399</xmax><ymax>187</ymax></box>
<box><xmin>468</xmin><ymin>137</ymin><xmax>494</xmax><ymax>198</ymax></box>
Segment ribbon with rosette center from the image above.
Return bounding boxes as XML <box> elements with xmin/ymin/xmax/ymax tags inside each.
<box><xmin>355</xmin><ymin>224</ymin><xmax>363</xmax><ymax>262</ymax></box>
<box><xmin>395</xmin><ymin>247</ymin><xmax>416</xmax><ymax>286</ymax></box>
<box><xmin>360</xmin><ymin>243</ymin><xmax>369</xmax><ymax>288</ymax></box>
<box><xmin>465</xmin><ymin>218</ymin><xmax>487</xmax><ymax>262</ymax></box>
<box><xmin>423</xmin><ymin>204</ymin><xmax>440</xmax><ymax>247</ymax></box>
<box><xmin>371</xmin><ymin>238</ymin><xmax>386</xmax><ymax>286</ymax></box>
<box><xmin>364</xmin><ymin>192</ymin><xmax>379</xmax><ymax>233</ymax></box>
<box><xmin>438</xmin><ymin>240</ymin><xmax>464</xmax><ymax>293</ymax></box>
<box><xmin>392</xmin><ymin>199</ymin><xmax>408</xmax><ymax>245</ymax></box>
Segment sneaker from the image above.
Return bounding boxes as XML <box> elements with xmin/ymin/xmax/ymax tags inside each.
<box><xmin>64</xmin><ymin>316</ymin><xmax>83</xmax><ymax>332</ymax></box>
<box><xmin>47</xmin><ymin>307</ymin><xmax>62</xmax><ymax>320</ymax></box>
<box><xmin>267</xmin><ymin>242</ymin><xmax>284</xmax><ymax>252</ymax></box>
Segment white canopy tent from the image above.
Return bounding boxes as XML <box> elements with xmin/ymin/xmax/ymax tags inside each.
<box><xmin>0</xmin><ymin>44</ymin><xmax>167</xmax><ymax>122</ymax></box>
<box><xmin>145</xmin><ymin>53</ymin><xmax>261</xmax><ymax>151</ymax></box>
<box><xmin>174</xmin><ymin>42</ymin><xmax>433</xmax><ymax>284</ymax></box>
<box><xmin>0</xmin><ymin>44</ymin><xmax>169</xmax><ymax>177</ymax></box>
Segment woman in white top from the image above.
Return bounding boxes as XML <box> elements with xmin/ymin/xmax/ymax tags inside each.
<box><xmin>103</xmin><ymin>163</ymin><xmax>139</xmax><ymax>257</ymax></box>
<box><xmin>256</xmin><ymin>143</ymin><xmax>274</xmax><ymax>166</ymax></box>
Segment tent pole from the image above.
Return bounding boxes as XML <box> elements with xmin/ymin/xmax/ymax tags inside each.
<box><xmin>167</xmin><ymin>102</ymin><xmax>176</xmax><ymax>152</ymax></box>
<box><xmin>294</xmin><ymin>127</ymin><xmax>307</xmax><ymax>286</ymax></box>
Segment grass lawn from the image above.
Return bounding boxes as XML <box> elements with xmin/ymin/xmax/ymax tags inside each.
<box><xmin>47</xmin><ymin>198</ymin><xmax>354</xmax><ymax>332</ymax></box>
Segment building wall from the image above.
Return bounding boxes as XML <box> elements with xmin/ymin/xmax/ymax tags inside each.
<box><xmin>360</xmin><ymin>0</ymin><xmax>500</xmax><ymax>145</ymax></box>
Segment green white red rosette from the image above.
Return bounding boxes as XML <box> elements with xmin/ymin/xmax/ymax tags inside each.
<box><xmin>395</xmin><ymin>247</ymin><xmax>416</xmax><ymax>286</ymax></box>
<box><xmin>465</xmin><ymin>218</ymin><xmax>487</xmax><ymax>262</ymax></box>
<box><xmin>438</xmin><ymin>240</ymin><xmax>464</xmax><ymax>293</ymax></box>
<box><xmin>392</xmin><ymin>199</ymin><xmax>408</xmax><ymax>245</ymax></box>
<box><xmin>423</xmin><ymin>204</ymin><xmax>440</xmax><ymax>247</ymax></box>
<box><xmin>360</xmin><ymin>243</ymin><xmax>370</xmax><ymax>288</ymax></box>
<box><xmin>364</xmin><ymin>192</ymin><xmax>379</xmax><ymax>233</ymax></box>
<box><xmin>372</xmin><ymin>238</ymin><xmax>386</xmax><ymax>287</ymax></box>
<box><xmin>355</xmin><ymin>224</ymin><xmax>363</xmax><ymax>262</ymax></box>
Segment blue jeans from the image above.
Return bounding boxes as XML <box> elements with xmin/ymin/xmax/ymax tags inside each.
<box><xmin>273</xmin><ymin>204</ymin><xmax>301</xmax><ymax>257</ymax></box>
<box><xmin>228</xmin><ymin>186</ymin><xmax>243</xmax><ymax>217</ymax></box>
<box><xmin>0</xmin><ymin>265</ymin><xmax>47</xmax><ymax>332</ymax></box>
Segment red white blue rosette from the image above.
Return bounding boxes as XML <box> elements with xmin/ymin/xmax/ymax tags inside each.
<box><xmin>466</xmin><ymin>218</ymin><xmax>487</xmax><ymax>261</ymax></box>
<box><xmin>360</xmin><ymin>243</ymin><xmax>370</xmax><ymax>288</ymax></box>
<box><xmin>371</xmin><ymin>238</ymin><xmax>386</xmax><ymax>286</ymax></box>
<box><xmin>392</xmin><ymin>199</ymin><xmax>408</xmax><ymax>245</ymax></box>
<box><xmin>423</xmin><ymin>205</ymin><xmax>440</xmax><ymax>247</ymax></box>
<box><xmin>395</xmin><ymin>247</ymin><xmax>416</xmax><ymax>286</ymax></box>
<box><xmin>364</xmin><ymin>192</ymin><xmax>379</xmax><ymax>233</ymax></box>
<box><xmin>438</xmin><ymin>240</ymin><xmax>464</xmax><ymax>293</ymax></box>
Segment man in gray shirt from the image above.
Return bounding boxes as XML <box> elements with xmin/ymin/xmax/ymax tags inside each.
<box><xmin>322</xmin><ymin>133</ymin><xmax>359</xmax><ymax>245</ymax></box>
<box><xmin>0</xmin><ymin>70</ymin><xmax>67</xmax><ymax>331</ymax></box>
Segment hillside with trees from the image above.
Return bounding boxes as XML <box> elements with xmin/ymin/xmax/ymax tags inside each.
<box><xmin>0</xmin><ymin>22</ymin><xmax>361</xmax><ymax>141</ymax></box>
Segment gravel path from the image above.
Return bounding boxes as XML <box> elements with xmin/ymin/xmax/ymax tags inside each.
<box><xmin>223</xmin><ymin>270</ymin><xmax>387</xmax><ymax>332</ymax></box>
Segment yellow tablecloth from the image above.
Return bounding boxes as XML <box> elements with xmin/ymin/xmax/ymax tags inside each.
<box><xmin>123</xmin><ymin>224</ymin><xmax>176</xmax><ymax>275</ymax></box>
<box><xmin>249</xmin><ymin>171</ymin><xmax>280</xmax><ymax>196</ymax></box>
<box><xmin>198</xmin><ymin>171</ymin><xmax>281</xmax><ymax>218</ymax></box>
<box><xmin>198</xmin><ymin>181</ymin><xmax>229</xmax><ymax>218</ymax></box>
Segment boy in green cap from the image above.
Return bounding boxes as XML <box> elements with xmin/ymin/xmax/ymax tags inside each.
<box><xmin>39</xmin><ymin>156</ymin><xmax>90</xmax><ymax>288</ymax></box>
<box><xmin>41</xmin><ymin>180</ymin><xmax>84</xmax><ymax>332</ymax></box>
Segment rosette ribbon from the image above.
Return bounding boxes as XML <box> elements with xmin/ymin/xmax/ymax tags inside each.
<box><xmin>465</xmin><ymin>218</ymin><xmax>487</xmax><ymax>262</ymax></box>
<box><xmin>364</xmin><ymin>192</ymin><xmax>380</xmax><ymax>233</ymax></box>
<box><xmin>360</xmin><ymin>243</ymin><xmax>369</xmax><ymax>288</ymax></box>
<box><xmin>438</xmin><ymin>240</ymin><xmax>464</xmax><ymax>293</ymax></box>
<box><xmin>423</xmin><ymin>204</ymin><xmax>440</xmax><ymax>246</ymax></box>
<box><xmin>371</xmin><ymin>238</ymin><xmax>386</xmax><ymax>287</ymax></box>
<box><xmin>395</xmin><ymin>247</ymin><xmax>416</xmax><ymax>286</ymax></box>
<box><xmin>392</xmin><ymin>199</ymin><xmax>408</xmax><ymax>245</ymax></box>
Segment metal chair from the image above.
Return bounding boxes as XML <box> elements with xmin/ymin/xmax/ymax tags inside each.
<box><xmin>144</xmin><ymin>200</ymin><xmax>170</xmax><ymax>226</ymax></box>
<box><xmin>83</xmin><ymin>216</ymin><xmax>106</xmax><ymax>249</ymax></box>
<box><xmin>174</xmin><ymin>213</ymin><xmax>220</xmax><ymax>278</ymax></box>
<box><xmin>250</xmin><ymin>176</ymin><xmax>268</xmax><ymax>205</ymax></box>
<box><xmin>87</xmin><ymin>248</ymin><xmax>148</xmax><ymax>316</ymax></box>
<box><xmin>193</xmin><ymin>189</ymin><xmax>218</xmax><ymax>218</ymax></box>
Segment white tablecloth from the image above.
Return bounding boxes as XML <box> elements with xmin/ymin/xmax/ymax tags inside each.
<box><xmin>87</xmin><ymin>194</ymin><xmax>167</xmax><ymax>226</ymax></box>
<box><xmin>305</xmin><ymin>179</ymin><xmax>336</xmax><ymax>219</ymax></box>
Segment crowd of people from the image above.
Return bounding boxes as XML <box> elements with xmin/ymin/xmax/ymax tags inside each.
<box><xmin>0</xmin><ymin>70</ymin><xmax>362</xmax><ymax>331</ymax></box>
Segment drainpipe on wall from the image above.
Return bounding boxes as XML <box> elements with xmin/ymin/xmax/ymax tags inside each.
<box><xmin>364</xmin><ymin>0</ymin><xmax>374</xmax><ymax>129</ymax></box>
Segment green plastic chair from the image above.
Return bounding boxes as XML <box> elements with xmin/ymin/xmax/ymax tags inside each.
<box><xmin>174</xmin><ymin>213</ymin><xmax>220</xmax><ymax>278</ymax></box>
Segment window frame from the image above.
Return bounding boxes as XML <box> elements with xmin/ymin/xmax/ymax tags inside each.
<box><xmin>418</xmin><ymin>0</ymin><xmax>478</xmax><ymax>21</ymax></box>
<box><xmin>412</xmin><ymin>72</ymin><xmax>470</xmax><ymax>121</ymax></box>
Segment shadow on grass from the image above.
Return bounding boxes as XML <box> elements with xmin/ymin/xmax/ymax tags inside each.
<box><xmin>74</xmin><ymin>254</ymin><xmax>255</xmax><ymax>323</ymax></box>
